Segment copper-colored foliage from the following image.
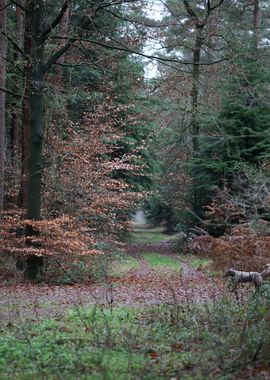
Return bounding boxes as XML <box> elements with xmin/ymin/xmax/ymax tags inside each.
<box><xmin>1</xmin><ymin>102</ymin><xmax>145</xmax><ymax>259</ymax></box>
<box><xmin>189</xmin><ymin>224</ymin><xmax>270</xmax><ymax>271</ymax></box>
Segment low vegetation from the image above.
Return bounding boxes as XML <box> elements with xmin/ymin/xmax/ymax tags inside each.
<box><xmin>129</xmin><ymin>228</ymin><xmax>178</xmax><ymax>244</ymax></box>
<box><xmin>1</xmin><ymin>226</ymin><xmax>270</xmax><ymax>379</ymax></box>
<box><xmin>142</xmin><ymin>251</ymin><xmax>180</xmax><ymax>271</ymax></box>
<box><xmin>1</xmin><ymin>285</ymin><xmax>270</xmax><ymax>380</ymax></box>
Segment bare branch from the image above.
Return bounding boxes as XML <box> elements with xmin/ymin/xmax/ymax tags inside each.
<box><xmin>0</xmin><ymin>86</ymin><xmax>23</xmax><ymax>98</ymax></box>
<box><xmin>52</xmin><ymin>36</ymin><xmax>230</xmax><ymax>66</ymax></box>
<box><xmin>41</xmin><ymin>0</ymin><xmax>70</xmax><ymax>39</ymax></box>
<box><xmin>10</xmin><ymin>0</ymin><xmax>28</xmax><ymax>12</ymax></box>
<box><xmin>209</xmin><ymin>0</ymin><xmax>225</xmax><ymax>11</ymax></box>
<box><xmin>76</xmin><ymin>36</ymin><xmax>229</xmax><ymax>66</ymax></box>
<box><xmin>183</xmin><ymin>0</ymin><xmax>198</xmax><ymax>18</ymax></box>
<box><xmin>0</xmin><ymin>29</ymin><xmax>24</xmax><ymax>56</ymax></box>
<box><xmin>44</xmin><ymin>38</ymin><xmax>74</xmax><ymax>72</ymax></box>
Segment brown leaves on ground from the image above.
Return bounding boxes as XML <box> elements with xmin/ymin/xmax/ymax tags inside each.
<box><xmin>0</xmin><ymin>239</ymin><xmax>222</xmax><ymax>323</ymax></box>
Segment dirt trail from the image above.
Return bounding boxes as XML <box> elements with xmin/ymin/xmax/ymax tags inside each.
<box><xmin>0</xmin><ymin>227</ymin><xmax>223</xmax><ymax>323</ymax></box>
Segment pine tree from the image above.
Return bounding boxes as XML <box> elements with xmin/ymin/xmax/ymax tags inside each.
<box><xmin>193</xmin><ymin>40</ymin><xmax>270</xmax><ymax>230</ymax></box>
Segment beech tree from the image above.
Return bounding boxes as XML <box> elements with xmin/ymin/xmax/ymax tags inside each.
<box><xmin>18</xmin><ymin>0</ymin><xmax>143</xmax><ymax>277</ymax></box>
<box><xmin>0</xmin><ymin>0</ymin><xmax>153</xmax><ymax>279</ymax></box>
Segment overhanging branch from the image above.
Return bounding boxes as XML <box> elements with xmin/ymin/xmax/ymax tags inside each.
<box><xmin>0</xmin><ymin>86</ymin><xmax>24</xmax><ymax>98</ymax></box>
<box><xmin>41</xmin><ymin>0</ymin><xmax>70</xmax><ymax>39</ymax></box>
<box><xmin>77</xmin><ymin>36</ymin><xmax>229</xmax><ymax>66</ymax></box>
<box><xmin>44</xmin><ymin>39</ymin><xmax>74</xmax><ymax>72</ymax></box>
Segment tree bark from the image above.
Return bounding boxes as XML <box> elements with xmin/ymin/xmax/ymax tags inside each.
<box><xmin>55</xmin><ymin>0</ymin><xmax>69</xmax><ymax>81</ymax></box>
<box><xmin>190</xmin><ymin>25</ymin><xmax>204</xmax><ymax>215</ymax></box>
<box><xmin>20</xmin><ymin>0</ymin><xmax>100</xmax><ymax>278</ymax></box>
<box><xmin>0</xmin><ymin>0</ymin><xmax>7</xmax><ymax>221</ymax></box>
<box><xmin>183</xmin><ymin>0</ymin><xmax>224</xmax><ymax>215</ymax></box>
<box><xmin>23</xmin><ymin>0</ymin><xmax>46</xmax><ymax>278</ymax></box>
<box><xmin>253</xmin><ymin>0</ymin><xmax>260</xmax><ymax>47</ymax></box>
<box><xmin>191</xmin><ymin>26</ymin><xmax>204</xmax><ymax>154</ymax></box>
<box><xmin>22</xmin><ymin>0</ymin><xmax>72</xmax><ymax>279</ymax></box>
<box><xmin>10</xmin><ymin>1</ymin><xmax>24</xmax><ymax>168</ymax></box>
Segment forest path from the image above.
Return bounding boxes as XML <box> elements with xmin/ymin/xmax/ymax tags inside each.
<box><xmin>0</xmin><ymin>222</ymin><xmax>223</xmax><ymax>324</ymax></box>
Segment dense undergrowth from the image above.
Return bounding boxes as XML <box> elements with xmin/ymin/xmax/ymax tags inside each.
<box><xmin>1</xmin><ymin>286</ymin><xmax>270</xmax><ymax>380</ymax></box>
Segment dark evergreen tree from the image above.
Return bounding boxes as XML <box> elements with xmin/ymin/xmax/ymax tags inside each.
<box><xmin>193</xmin><ymin>41</ymin><xmax>270</xmax><ymax>230</ymax></box>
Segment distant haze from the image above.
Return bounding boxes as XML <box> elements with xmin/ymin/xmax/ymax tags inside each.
<box><xmin>132</xmin><ymin>210</ymin><xmax>147</xmax><ymax>226</ymax></box>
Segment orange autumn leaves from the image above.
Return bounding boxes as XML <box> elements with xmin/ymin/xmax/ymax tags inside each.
<box><xmin>2</xmin><ymin>102</ymin><xmax>146</xmax><ymax>258</ymax></box>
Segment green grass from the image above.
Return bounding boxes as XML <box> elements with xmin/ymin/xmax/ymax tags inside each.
<box><xmin>109</xmin><ymin>256</ymin><xmax>139</xmax><ymax>278</ymax></box>
<box><xmin>184</xmin><ymin>255</ymin><xmax>212</xmax><ymax>270</ymax></box>
<box><xmin>1</xmin><ymin>287</ymin><xmax>270</xmax><ymax>379</ymax></box>
<box><xmin>142</xmin><ymin>252</ymin><xmax>180</xmax><ymax>271</ymax></box>
<box><xmin>129</xmin><ymin>227</ymin><xmax>177</xmax><ymax>244</ymax></box>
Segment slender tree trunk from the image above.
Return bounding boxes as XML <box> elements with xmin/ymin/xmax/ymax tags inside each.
<box><xmin>55</xmin><ymin>0</ymin><xmax>69</xmax><ymax>81</ymax></box>
<box><xmin>191</xmin><ymin>25</ymin><xmax>205</xmax><ymax>215</ymax></box>
<box><xmin>190</xmin><ymin>25</ymin><xmax>204</xmax><ymax>215</ymax></box>
<box><xmin>253</xmin><ymin>0</ymin><xmax>260</xmax><ymax>47</ymax></box>
<box><xmin>191</xmin><ymin>26</ymin><xmax>203</xmax><ymax>154</ymax></box>
<box><xmin>19</xmin><ymin>1</ymin><xmax>31</xmax><ymax>210</ymax></box>
<box><xmin>0</xmin><ymin>0</ymin><xmax>7</xmax><ymax>222</ymax></box>
<box><xmin>10</xmin><ymin>1</ymin><xmax>24</xmax><ymax>167</ymax></box>
<box><xmin>183</xmin><ymin>0</ymin><xmax>224</xmax><ymax>216</ymax></box>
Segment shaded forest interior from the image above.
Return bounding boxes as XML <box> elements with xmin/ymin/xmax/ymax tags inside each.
<box><xmin>1</xmin><ymin>0</ymin><xmax>270</xmax><ymax>278</ymax></box>
<box><xmin>1</xmin><ymin>1</ymin><xmax>270</xmax><ymax>378</ymax></box>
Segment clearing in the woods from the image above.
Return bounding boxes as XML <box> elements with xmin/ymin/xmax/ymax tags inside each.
<box><xmin>0</xmin><ymin>222</ymin><xmax>219</xmax><ymax>321</ymax></box>
<box><xmin>1</xmin><ymin>222</ymin><xmax>269</xmax><ymax>380</ymax></box>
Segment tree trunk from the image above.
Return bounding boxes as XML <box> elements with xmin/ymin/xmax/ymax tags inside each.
<box><xmin>191</xmin><ymin>26</ymin><xmax>204</xmax><ymax>155</ymax></box>
<box><xmin>55</xmin><ymin>0</ymin><xmax>69</xmax><ymax>81</ymax></box>
<box><xmin>20</xmin><ymin>0</ymin><xmax>76</xmax><ymax>278</ymax></box>
<box><xmin>253</xmin><ymin>0</ymin><xmax>260</xmax><ymax>47</ymax></box>
<box><xmin>0</xmin><ymin>0</ymin><xmax>7</xmax><ymax>222</ymax></box>
<box><xmin>19</xmin><ymin>0</ymin><xmax>31</xmax><ymax>210</ymax></box>
<box><xmin>183</xmin><ymin>0</ymin><xmax>225</xmax><ymax>216</ymax></box>
<box><xmin>23</xmin><ymin>0</ymin><xmax>46</xmax><ymax>279</ymax></box>
<box><xmin>10</xmin><ymin>1</ymin><xmax>24</xmax><ymax>168</ymax></box>
<box><xmin>190</xmin><ymin>25</ymin><xmax>204</xmax><ymax>215</ymax></box>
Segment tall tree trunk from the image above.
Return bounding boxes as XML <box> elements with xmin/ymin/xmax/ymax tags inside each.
<box><xmin>190</xmin><ymin>25</ymin><xmax>204</xmax><ymax>215</ymax></box>
<box><xmin>23</xmin><ymin>0</ymin><xmax>46</xmax><ymax>279</ymax></box>
<box><xmin>10</xmin><ymin>1</ymin><xmax>24</xmax><ymax>168</ymax></box>
<box><xmin>253</xmin><ymin>0</ymin><xmax>260</xmax><ymax>47</ymax></box>
<box><xmin>183</xmin><ymin>0</ymin><xmax>224</xmax><ymax>216</ymax></box>
<box><xmin>0</xmin><ymin>0</ymin><xmax>7</xmax><ymax>222</ymax></box>
<box><xmin>191</xmin><ymin>26</ymin><xmax>203</xmax><ymax>155</ymax></box>
<box><xmin>20</xmin><ymin>0</ymin><xmax>78</xmax><ymax>278</ymax></box>
<box><xmin>22</xmin><ymin>0</ymin><xmax>71</xmax><ymax>278</ymax></box>
<box><xmin>55</xmin><ymin>0</ymin><xmax>69</xmax><ymax>81</ymax></box>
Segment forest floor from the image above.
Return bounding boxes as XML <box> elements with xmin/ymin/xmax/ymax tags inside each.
<box><xmin>0</xmin><ymin>223</ymin><xmax>225</xmax><ymax>323</ymax></box>
<box><xmin>1</xmin><ymin>223</ymin><xmax>269</xmax><ymax>380</ymax></box>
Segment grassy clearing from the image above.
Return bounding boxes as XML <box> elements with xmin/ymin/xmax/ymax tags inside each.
<box><xmin>129</xmin><ymin>227</ymin><xmax>177</xmax><ymax>244</ymax></box>
<box><xmin>142</xmin><ymin>252</ymin><xmax>180</xmax><ymax>272</ymax></box>
<box><xmin>1</xmin><ymin>286</ymin><xmax>270</xmax><ymax>379</ymax></box>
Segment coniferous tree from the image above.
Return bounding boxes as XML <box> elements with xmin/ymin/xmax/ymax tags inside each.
<box><xmin>194</xmin><ymin>42</ymin><xmax>270</xmax><ymax>229</ymax></box>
